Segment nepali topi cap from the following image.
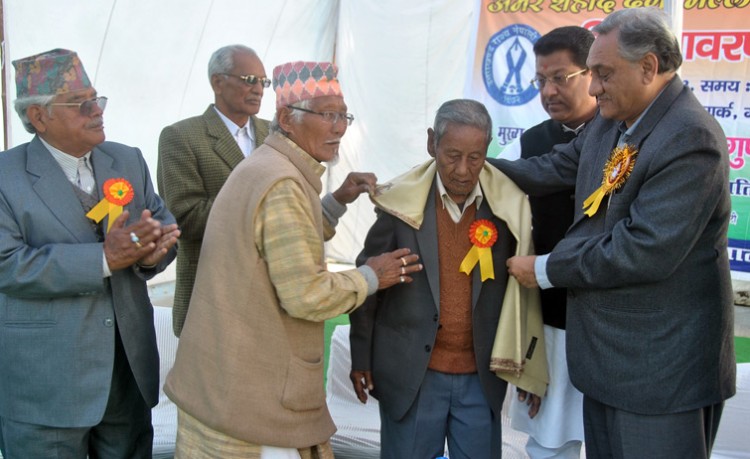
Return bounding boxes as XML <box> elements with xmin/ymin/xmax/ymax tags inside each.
<box><xmin>273</xmin><ymin>61</ymin><xmax>343</xmax><ymax>109</ymax></box>
<box><xmin>12</xmin><ymin>48</ymin><xmax>92</xmax><ymax>98</ymax></box>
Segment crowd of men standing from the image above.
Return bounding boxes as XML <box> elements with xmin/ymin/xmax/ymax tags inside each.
<box><xmin>0</xmin><ymin>6</ymin><xmax>736</xmax><ymax>459</ymax></box>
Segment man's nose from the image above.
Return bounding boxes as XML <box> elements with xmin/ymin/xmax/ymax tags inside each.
<box><xmin>542</xmin><ymin>82</ymin><xmax>559</xmax><ymax>97</ymax></box>
<box><xmin>588</xmin><ymin>79</ymin><xmax>603</xmax><ymax>97</ymax></box>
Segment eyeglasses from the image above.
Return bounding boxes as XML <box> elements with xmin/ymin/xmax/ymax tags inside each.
<box><xmin>530</xmin><ymin>68</ymin><xmax>588</xmax><ymax>90</ymax></box>
<box><xmin>288</xmin><ymin>106</ymin><xmax>355</xmax><ymax>126</ymax></box>
<box><xmin>222</xmin><ymin>73</ymin><xmax>272</xmax><ymax>88</ymax></box>
<box><xmin>49</xmin><ymin>96</ymin><xmax>108</xmax><ymax>116</ymax></box>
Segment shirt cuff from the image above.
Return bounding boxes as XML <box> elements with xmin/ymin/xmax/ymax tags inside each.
<box><xmin>321</xmin><ymin>192</ymin><xmax>347</xmax><ymax>228</ymax></box>
<box><xmin>103</xmin><ymin>251</ymin><xmax>112</xmax><ymax>278</ymax></box>
<box><xmin>534</xmin><ymin>254</ymin><xmax>554</xmax><ymax>289</ymax></box>
<box><xmin>357</xmin><ymin>265</ymin><xmax>379</xmax><ymax>296</ymax></box>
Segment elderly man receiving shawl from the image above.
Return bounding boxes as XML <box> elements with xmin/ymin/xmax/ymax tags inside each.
<box><xmin>349</xmin><ymin>99</ymin><xmax>547</xmax><ymax>459</ymax></box>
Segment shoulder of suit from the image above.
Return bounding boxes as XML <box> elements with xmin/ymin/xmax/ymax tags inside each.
<box><xmin>0</xmin><ymin>142</ymin><xmax>30</xmax><ymax>159</ymax></box>
<box><xmin>95</xmin><ymin>141</ymin><xmax>143</xmax><ymax>162</ymax></box>
<box><xmin>521</xmin><ymin>119</ymin><xmax>558</xmax><ymax>139</ymax></box>
<box><xmin>253</xmin><ymin>116</ymin><xmax>271</xmax><ymax>127</ymax></box>
<box><xmin>0</xmin><ymin>142</ymin><xmax>30</xmax><ymax>172</ymax></box>
<box><xmin>671</xmin><ymin>90</ymin><xmax>720</xmax><ymax>128</ymax></box>
<box><xmin>163</xmin><ymin>112</ymin><xmax>212</xmax><ymax>133</ymax></box>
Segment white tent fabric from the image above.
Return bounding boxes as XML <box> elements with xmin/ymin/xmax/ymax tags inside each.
<box><xmin>2</xmin><ymin>0</ymin><xmax>477</xmax><ymax>263</ymax></box>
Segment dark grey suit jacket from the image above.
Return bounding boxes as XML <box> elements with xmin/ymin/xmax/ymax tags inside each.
<box><xmin>0</xmin><ymin>137</ymin><xmax>176</xmax><ymax>427</ymax></box>
<box><xmin>490</xmin><ymin>76</ymin><xmax>736</xmax><ymax>415</ymax></box>
<box><xmin>350</xmin><ymin>181</ymin><xmax>514</xmax><ymax>421</ymax></box>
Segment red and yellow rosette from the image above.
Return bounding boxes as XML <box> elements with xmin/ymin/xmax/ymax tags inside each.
<box><xmin>582</xmin><ymin>144</ymin><xmax>638</xmax><ymax>217</ymax></box>
<box><xmin>459</xmin><ymin>219</ymin><xmax>498</xmax><ymax>281</ymax></box>
<box><xmin>86</xmin><ymin>178</ymin><xmax>134</xmax><ymax>232</ymax></box>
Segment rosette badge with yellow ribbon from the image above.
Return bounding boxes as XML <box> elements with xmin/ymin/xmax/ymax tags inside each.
<box><xmin>459</xmin><ymin>219</ymin><xmax>498</xmax><ymax>281</ymax></box>
<box><xmin>582</xmin><ymin>144</ymin><xmax>638</xmax><ymax>217</ymax></box>
<box><xmin>86</xmin><ymin>178</ymin><xmax>134</xmax><ymax>232</ymax></box>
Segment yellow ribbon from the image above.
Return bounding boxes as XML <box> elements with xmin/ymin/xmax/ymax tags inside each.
<box><xmin>582</xmin><ymin>185</ymin><xmax>608</xmax><ymax>217</ymax></box>
<box><xmin>86</xmin><ymin>199</ymin><xmax>123</xmax><ymax>232</ymax></box>
<box><xmin>459</xmin><ymin>219</ymin><xmax>498</xmax><ymax>281</ymax></box>
<box><xmin>460</xmin><ymin>245</ymin><xmax>495</xmax><ymax>281</ymax></box>
<box><xmin>86</xmin><ymin>178</ymin><xmax>134</xmax><ymax>232</ymax></box>
<box><xmin>582</xmin><ymin>144</ymin><xmax>638</xmax><ymax>218</ymax></box>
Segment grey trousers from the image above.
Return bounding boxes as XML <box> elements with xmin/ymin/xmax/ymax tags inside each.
<box><xmin>0</xmin><ymin>328</ymin><xmax>152</xmax><ymax>459</ymax></box>
<box><xmin>582</xmin><ymin>395</ymin><xmax>724</xmax><ymax>459</ymax></box>
<box><xmin>379</xmin><ymin>370</ymin><xmax>503</xmax><ymax>459</ymax></box>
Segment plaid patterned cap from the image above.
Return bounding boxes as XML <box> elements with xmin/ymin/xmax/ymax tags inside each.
<box><xmin>12</xmin><ymin>48</ymin><xmax>92</xmax><ymax>98</ymax></box>
<box><xmin>273</xmin><ymin>61</ymin><xmax>343</xmax><ymax>109</ymax></box>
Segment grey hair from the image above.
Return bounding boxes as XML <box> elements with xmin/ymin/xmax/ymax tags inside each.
<box><xmin>432</xmin><ymin>99</ymin><xmax>492</xmax><ymax>148</ymax></box>
<box><xmin>270</xmin><ymin>99</ymin><xmax>313</xmax><ymax>135</ymax></box>
<box><xmin>593</xmin><ymin>6</ymin><xmax>682</xmax><ymax>73</ymax></box>
<box><xmin>207</xmin><ymin>44</ymin><xmax>258</xmax><ymax>80</ymax></box>
<box><xmin>14</xmin><ymin>94</ymin><xmax>56</xmax><ymax>133</ymax></box>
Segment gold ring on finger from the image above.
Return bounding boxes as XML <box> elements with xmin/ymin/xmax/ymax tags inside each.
<box><xmin>401</xmin><ymin>257</ymin><xmax>407</xmax><ymax>267</ymax></box>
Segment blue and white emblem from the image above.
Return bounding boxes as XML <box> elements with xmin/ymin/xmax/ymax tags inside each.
<box><xmin>482</xmin><ymin>24</ymin><xmax>541</xmax><ymax>106</ymax></box>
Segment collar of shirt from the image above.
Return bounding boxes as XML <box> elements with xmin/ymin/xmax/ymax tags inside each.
<box><xmin>213</xmin><ymin>106</ymin><xmax>255</xmax><ymax>145</ymax></box>
<box><xmin>562</xmin><ymin>122</ymin><xmax>586</xmax><ymax>135</ymax></box>
<box><xmin>39</xmin><ymin>137</ymin><xmax>92</xmax><ymax>185</ymax></box>
<box><xmin>435</xmin><ymin>172</ymin><xmax>483</xmax><ymax>224</ymax></box>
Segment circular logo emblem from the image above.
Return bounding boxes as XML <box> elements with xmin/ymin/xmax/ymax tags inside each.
<box><xmin>482</xmin><ymin>24</ymin><xmax>541</xmax><ymax>106</ymax></box>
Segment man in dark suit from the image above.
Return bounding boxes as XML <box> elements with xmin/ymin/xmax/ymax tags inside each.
<box><xmin>157</xmin><ymin>44</ymin><xmax>271</xmax><ymax>336</ymax></box>
<box><xmin>350</xmin><ymin>99</ymin><xmax>538</xmax><ymax>459</ymax></box>
<box><xmin>491</xmin><ymin>7</ymin><xmax>735</xmax><ymax>458</ymax></box>
<box><xmin>0</xmin><ymin>49</ymin><xmax>179</xmax><ymax>458</ymax></box>
<box><xmin>505</xmin><ymin>26</ymin><xmax>597</xmax><ymax>459</ymax></box>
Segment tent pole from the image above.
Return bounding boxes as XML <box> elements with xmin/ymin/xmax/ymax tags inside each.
<box><xmin>0</xmin><ymin>0</ymin><xmax>7</xmax><ymax>150</ymax></box>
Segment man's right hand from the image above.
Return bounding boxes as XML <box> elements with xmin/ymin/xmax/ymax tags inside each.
<box><xmin>104</xmin><ymin>210</ymin><xmax>166</xmax><ymax>271</ymax></box>
<box><xmin>350</xmin><ymin>369</ymin><xmax>374</xmax><ymax>404</ymax></box>
<box><xmin>365</xmin><ymin>248</ymin><xmax>423</xmax><ymax>289</ymax></box>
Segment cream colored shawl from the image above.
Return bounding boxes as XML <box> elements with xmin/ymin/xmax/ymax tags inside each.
<box><xmin>372</xmin><ymin>159</ymin><xmax>549</xmax><ymax>396</ymax></box>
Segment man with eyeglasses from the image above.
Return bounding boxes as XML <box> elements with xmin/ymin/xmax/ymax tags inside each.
<box><xmin>158</xmin><ymin>46</ymin><xmax>375</xmax><ymax>339</ymax></box>
<box><xmin>492</xmin><ymin>8</ymin><xmax>735</xmax><ymax>458</ymax></box>
<box><xmin>0</xmin><ymin>49</ymin><xmax>179</xmax><ymax>458</ymax></box>
<box><xmin>496</xmin><ymin>26</ymin><xmax>596</xmax><ymax>459</ymax></box>
<box><xmin>157</xmin><ymin>44</ymin><xmax>271</xmax><ymax>337</ymax></box>
<box><xmin>164</xmin><ymin>61</ymin><xmax>422</xmax><ymax>458</ymax></box>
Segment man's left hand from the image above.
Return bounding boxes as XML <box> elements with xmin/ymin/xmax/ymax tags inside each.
<box><xmin>507</xmin><ymin>255</ymin><xmax>538</xmax><ymax>288</ymax></box>
<box><xmin>332</xmin><ymin>172</ymin><xmax>378</xmax><ymax>204</ymax></box>
<box><xmin>138</xmin><ymin>223</ymin><xmax>180</xmax><ymax>268</ymax></box>
<box><xmin>517</xmin><ymin>388</ymin><xmax>542</xmax><ymax>418</ymax></box>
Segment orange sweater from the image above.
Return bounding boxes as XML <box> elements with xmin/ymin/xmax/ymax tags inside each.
<box><xmin>428</xmin><ymin>200</ymin><xmax>477</xmax><ymax>374</ymax></box>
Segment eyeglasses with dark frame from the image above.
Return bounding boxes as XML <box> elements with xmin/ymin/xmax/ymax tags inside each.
<box><xmin>530</xmin><ymin>68</ymin><xmax>588</xmax><ymax>90</ymax></box>
<box><xmin>287</xmin><ymin>106</ymin><xmax>355</xmax><ymax>126</ymax></box>
<box><xmin>49</xmin><ymin>96</ymin><xmax>108</xmax><ymax>116</ymax></box>
<box><xmin>221</xmin><ymin>73</ymin><xmax>272</xmax><ymax>88</ymax></box>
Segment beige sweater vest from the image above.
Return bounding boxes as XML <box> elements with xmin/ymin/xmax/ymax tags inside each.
<box><xmin>164</xmin><ymin>134</ymin><xmax>339</xmax><ymax>447</ymax></box>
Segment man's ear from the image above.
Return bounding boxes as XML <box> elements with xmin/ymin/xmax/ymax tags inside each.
<box><xmin>27</xmin><ymin>105</ymin><xmax>48</xmax><ymax>133</ymax></box>
<box><xmin>641</xmin><ymin>52</ymin><xmax>659</xmax><ymax>84</ymax></box>
<box><xmin>277</xmin><ymin>106</ymin><xmax>295</xmax><ymax>134</ymax></box>
<box><xmin>427</xmin><ymin>128</ymin><xmax>436</xmax><ymax>158</ymax></box>
<box><xmin>210</xmin><ymin>73</ymin><xmax>224</xmax><ymax>95</ymax></box>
